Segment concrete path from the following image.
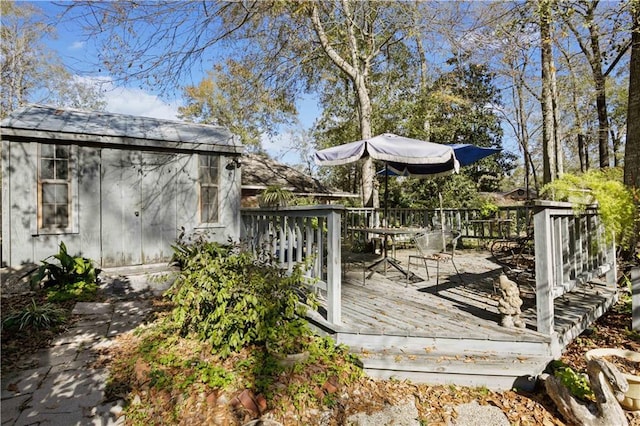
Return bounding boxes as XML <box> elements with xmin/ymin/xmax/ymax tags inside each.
<box><xmin>1</xmin><ymin>268</ymin><xmax>176</xmax><ymax>426</ymax></box>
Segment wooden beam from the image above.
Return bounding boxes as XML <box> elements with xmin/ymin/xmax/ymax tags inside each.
<box><xmin>326</xmin><ymin>209</ymin><xmax>342</xmax><ymax>325</ymax></box>
<box><xmin>534</xmin><ymin>206</ymin><xmax>555</xmax><ymax>335</ymax></box>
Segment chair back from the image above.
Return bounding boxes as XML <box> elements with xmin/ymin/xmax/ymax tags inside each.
<box><xmin>414</xmin><ymin>229</ymin><xmax>460</xmax><ymax>257</ymax></box>
<box><xmin>413</xmin><ymin>231</ymin><xmax>445</xmax><ymax>256</ymax></box>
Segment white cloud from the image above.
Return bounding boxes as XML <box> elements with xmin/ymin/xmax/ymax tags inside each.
<box><xmin>79</xmin><ymin>76</ymin><xmax>181</xmax><ymax>120</ymax></box>
<box><xmin>69</xmin><ymin>41</ymin><xmax>86</xmax><ymax>50</ymax></box>
<box><xmin>105</xmin><ymin>86</ymin><xmax>181</xmax><ymax>120</ymax></box>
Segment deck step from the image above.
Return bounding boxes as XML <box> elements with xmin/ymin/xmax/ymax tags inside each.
<box><xmin>357</xmin><ymin>351</ymin><xmax>551</xmax><ymax>391</ymax></box>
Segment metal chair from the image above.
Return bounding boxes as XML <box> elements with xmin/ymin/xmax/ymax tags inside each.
<box><xmin>407</xmin><ymin>228</ymin><xmax>463</xmax><ymax>288</ymax></box>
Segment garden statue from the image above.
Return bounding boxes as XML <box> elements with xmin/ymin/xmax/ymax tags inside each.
<box><xmin>496</xmin><ymin>274</ymin><xmax>525</xmax><ymax>328</ymax></box>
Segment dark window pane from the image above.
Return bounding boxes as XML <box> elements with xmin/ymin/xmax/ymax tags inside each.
<box><xmin>41</xmin><ymin>160</ymin><xmax>54</xmax><ymax>179</ymax></box>
<box><xmin>56</xmin><ymin>206</ymin><xmax>69</xmax><ymax>227</ymax></box>
<box><xmin>201</xmin><ymin>187</ymin><xmax>218</xmax><ymax>222</ymax></box>
<box><xmin>55</xmin><ymin>146</ymin><xmax>69</xmax><ymax>159</ymax></box>
<box><xmin>42</xmin><ymin>184</ymin><xmax>55</xmax><ymax>203</ymax></box>
<box><xmin>42</xmin><ymin>205</ymin><xmax>56</xmax><ymax>226</ymax></box>
<box><xmin>40</xmin><ymin>144</ymin><xmax>54</xmax><ymax>157</ymax></box>
<box><xmin>54</xmin><ymin>184</ymin><xmax>68</xmax><ymax>204</ymax></box>
<box><xmin>55</xmin><ymin>159</ymin><xmax>68</xmax><ymax>179</ymax></box>
<box><xmin>209</xmin><ymin>158</ymin><xmax>219</xmax><ymax>184</ymax></box>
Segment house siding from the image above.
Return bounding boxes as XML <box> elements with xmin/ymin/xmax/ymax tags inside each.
<box><xmin>2</xmin><ymin>107</ymin><xmax>241</xmax><ymax>268</ymax></box>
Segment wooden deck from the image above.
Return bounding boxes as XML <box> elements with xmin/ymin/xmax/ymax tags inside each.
<box><xmin>307</xmin><ymin>248</ymin><xmax>618</xmax><ymax>390</ymax></box>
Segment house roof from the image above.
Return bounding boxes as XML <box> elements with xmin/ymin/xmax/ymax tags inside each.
<box><xmin>1</xmin><ymin>104</ymin><xmax>242</xmax><ymax>154</ymax></box>
<box><xmin>242</xmin><ymin>153</ymin><xmax>356</xmax><ymax>199</ymax></box>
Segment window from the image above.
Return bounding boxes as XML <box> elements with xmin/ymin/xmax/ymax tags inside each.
<box><xmin>199</xmin><ymin>154</ymin><xmax>219</xmax><ymax>223</ymax></box>
<box><xmin>39</xmin><ymin>144</ymin><xmax>71</xmax><ymax>231</ymax></box>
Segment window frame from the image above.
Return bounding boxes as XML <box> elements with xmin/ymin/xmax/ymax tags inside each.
<box><xmin>37</xmin><ymin>143</ymin><xmax>78</xmax><ymax>234</ymax></box>
<box><xmin>198</xmin><ymin>154</ymin><xmax>220</xmax><ymax>224</ymax></box>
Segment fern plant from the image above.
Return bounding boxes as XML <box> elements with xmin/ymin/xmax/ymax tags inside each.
<box><xmin>258</xmin><ymin>185</ymin><xmax>295</xmax><ymax>208</ymax></box>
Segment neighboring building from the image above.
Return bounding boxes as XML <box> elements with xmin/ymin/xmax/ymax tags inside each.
<box><xmin>1</xmin><ymin>105</ymin><xmax>242</xmax><ymax>268</ymax></box>
<box><xmin>502</xmin><ymin>187</ymin><xmax>537</xmax><ymax>202</ymax></box>
<box><xmin>241</xmin><ymin>153</ymin><xmax>357</xmax><ymax>207</ymax></box>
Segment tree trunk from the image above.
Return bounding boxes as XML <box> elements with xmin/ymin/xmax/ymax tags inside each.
<box><xmin>355</xmin><ymin>74</ymin><xmax>377</xmax><ymax>208</ymax></box>
<box><xmin>540</xmin><ymin>0</ymin><xmax>556</xmax><ymax>185</ymax></box>
<box><xmin>625</xmin><ymin>2</ymin><xmax>640</xmax><ymax>255</ymax></box>
<box><xmin>625</xmin><ymin>3</ymin><xmax>640</xmax><ymax>190</ymax></box>
<box><xmin>578</xmin><ymin>134</ymin><xmax>586</xmax><ymax>172</ymax></box>
<box><xmin>590</xmin><ymin>27</ymin><xmax>610</xmax><ymax>168</ymax></box>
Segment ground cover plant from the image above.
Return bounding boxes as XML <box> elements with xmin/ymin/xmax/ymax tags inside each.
<box><xmin>1</xmin><ymin>243</ymin><xmax>101</xmax><ymax>373</ymax></box>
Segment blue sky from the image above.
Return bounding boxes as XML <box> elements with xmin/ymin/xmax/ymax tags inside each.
<box><xmin>32</xmin><ymin>1</ymin><xmax>318</xmax><ymax>165</ymax></box>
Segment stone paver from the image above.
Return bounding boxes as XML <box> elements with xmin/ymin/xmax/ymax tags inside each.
<box><xmin>1</xmin><ymin>272</ymin><xmax>162</xmax><ymax>426</ymax></box>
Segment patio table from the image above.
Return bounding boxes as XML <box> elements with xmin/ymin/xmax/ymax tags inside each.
<box><xmin>349</xmin><ymin>227</ymin><xmax>423</xmax><ymax>277</ymax></box>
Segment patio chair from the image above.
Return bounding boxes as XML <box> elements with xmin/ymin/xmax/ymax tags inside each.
<box><xmin>341</xmin><ymin>239</ymin><xmax>368</xmax><ymax>286</ymax></box>
<box><xmin>406</xmin><ymin>228</ymin><xmax>463</xmax><ymax>288</ymax></box>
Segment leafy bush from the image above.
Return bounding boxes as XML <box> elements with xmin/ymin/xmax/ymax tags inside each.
<box><xmin>479</xmin><ymin>199</ymin><xmax>499</xmax><ymax>219</ymax></box>
<box><xmin>31</xmin><ymin>242</ymin><xmax>100</xmax><ymax>302</ymax></box>
<box><xmin>167</xmin><ymin>239</ymin><xmax>315</xmax><ymax>358</ymax></box>
<box><xmin>2</xmin><ymin>298</ymin><xmax>67</xmax><ymax>331</ymax></box>
<box><xmin>549</xmin><ymin>360</ymin><xmax>594</xmax><ymax>401</ymax></box>
<box><xmin>541</xmin><ymin>168</ymin><xmax>637</xmax><ymax>250</ymax></box>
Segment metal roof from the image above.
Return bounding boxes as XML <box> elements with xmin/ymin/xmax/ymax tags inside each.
<box><xmin>1</xmin><ymin>104</ymin><xmax>242</xmax><ymax>153</ymax></box>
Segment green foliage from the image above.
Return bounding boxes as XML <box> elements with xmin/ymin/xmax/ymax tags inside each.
<box><xmin>549</xmin><ymin>360</ymin><xmax>594</xmax><ymax>401</ymax></box>
<box><xmin>30</xmin><ymin>242</ymin><xmax>100</xmax><ymax>302</ymax></box>
<box><xmin>167</xmin><ymin>239</ymin><xmax>315</xmax><ymax>358</ymax></box>
<box><xmin>2</xmin><ymin>298</ymin><xmax>66</xmax><ymax>331</ymax></box>
<box><xmin>258</xmin><ymin>185</ymin><xmax>295</xmax><ymax>208</ymax></box>
<box><xmin>479</xmin><ymin>199</ymin><xmax>499</xmax><ymax>219</ymax></box>
<box><xmin>540</xmin><ymin>168</ymin><xmax>637</xmax><ymax>250</ymax></box>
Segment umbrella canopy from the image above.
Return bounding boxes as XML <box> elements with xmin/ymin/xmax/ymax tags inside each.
<box><xmin>314</xmin><ymin>133</ymin><xmax>460</xmax><ymax>177</ymax></box>
<box><xmin>386</xmin><ymin>143</ymin><xmax>501</xmax><ymax>177</ymax></box>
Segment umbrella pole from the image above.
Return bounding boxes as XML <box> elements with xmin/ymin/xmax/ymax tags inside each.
<box><xmin>384</xmin><ymin>162</ymin><xmax>389</xmax><ymax>226</ymax></box>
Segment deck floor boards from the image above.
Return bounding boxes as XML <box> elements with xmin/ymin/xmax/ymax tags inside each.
<box><xmin>319</xmin><ymin>249</ymin><xmax>615</xmax><ymax>344</ymax></box>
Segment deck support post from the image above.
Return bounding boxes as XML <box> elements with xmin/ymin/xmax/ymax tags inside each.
<box><xmin>633</xmin><ymin>268</ymin><xmax>640</xmax><ymax>331</ymax></box>
<box><xmin>326</xmin><ymin>209</ymin><xmax>342</xmax><ymax>325</ymax></box>
<box><xmin>534</xmin><ymin>204</ymin><xmax>555</xmax><ymax>335</ymax></box>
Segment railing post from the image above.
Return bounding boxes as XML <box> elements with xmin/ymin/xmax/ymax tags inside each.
<box><xmin>534</xmin><ymin>203</ymin><xmax>555</xmax><ymax>335</ymax></box>
<box><xmin>326</xmin><ymin>209</ymin><xmax>342</xmax><ymax>324</ymax></box>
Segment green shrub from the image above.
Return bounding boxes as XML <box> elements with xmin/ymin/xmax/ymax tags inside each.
<box><xmin>541</xmin><ymin>168</ymin><xmax>637</xmax><ymax>250</ymax></box>
<box><xmin>2</xmin><ymin>298</ymin><xmax>67</xmax><ymax>331</ymax></box>
<box><xmin>549</xmin><ymin>360</ymin><xmax>594</xmax><ymax>401</ymax></box>
<box><xmin>31</xmin><ymin>242</ymin><xmax>100</xmax><ymax>301</ymax></box>
<box><xmin>167</xmin><ymin>240</ymin><xmax>315</xmax><ymax>358</ymax></box>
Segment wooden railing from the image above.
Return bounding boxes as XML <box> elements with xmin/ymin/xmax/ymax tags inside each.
<box><xmin>242</xmin><ymin>203</ymin><xmax>616</xmax><ymax>334</ymax></box>
<box><xmin>344</xmin><ymin>206</ymin><xmax>534</xmax><ymax>241</ymax></box>
<box><xmin>533</xmin><ymin>200</ymin><xmax>616</xmax><ymax>335</ymax></box>
<box><xmin>241</xmin><ymin>205</ymin><xmax>344</xmax><ymax>324</ymax></box>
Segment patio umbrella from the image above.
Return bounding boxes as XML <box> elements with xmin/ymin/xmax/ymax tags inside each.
<box><xmin>386</xmin><ymin>143</ymin><xmax>501</xmax><ymax>177</ymax></box>
<box><xmin>315</xmin><ymin>133</ymin><xmax>460</xmax><ymax>222</ymax></box>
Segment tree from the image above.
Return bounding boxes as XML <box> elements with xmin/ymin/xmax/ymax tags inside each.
<box><xmin>625</xmin><ymin>0</ymin><xmax>640</xmax><ymax>192</ymax></box>
<box><xmin>0</xmin><ymin>1</ymin><xmax>105</xmax><ymax>118</ymax></box>
<box><xmin>559</xmin><ymin>0</ymin><xmax>633</xmax><ymax>169</ymax></box>
<box><xmin>539</xmin><ymin>0</ymin><xmax>562</xmax><ymax>184</ymax></box>
<box><xmin>0</xmin><ymin>1</ymin><xmax>55</xmax><ymax>117</ymax></box>
<box><xmin>178</xmin><ymin>60</ymin><xmax>296</xmax><ymax>149</ymax></box>
<box><xmin>68</xmin><ymin>1</ymin><xmax>466</xmax><ymax>208</ymax></box>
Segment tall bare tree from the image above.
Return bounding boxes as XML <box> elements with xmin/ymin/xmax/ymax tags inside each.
<box><xmin>539</xmin><ymin>0</ymin><xmax>561</xmax><ymax>184</ymax></box>
<box><xmin>559</xmin><ymin>0</ymin><xmax>632</xmax><ymax>169</ymax></box>
<box><xmin>625</xmin><ymin>1</ymin><xmax>640</xmax><ymax>191</ymax></box>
